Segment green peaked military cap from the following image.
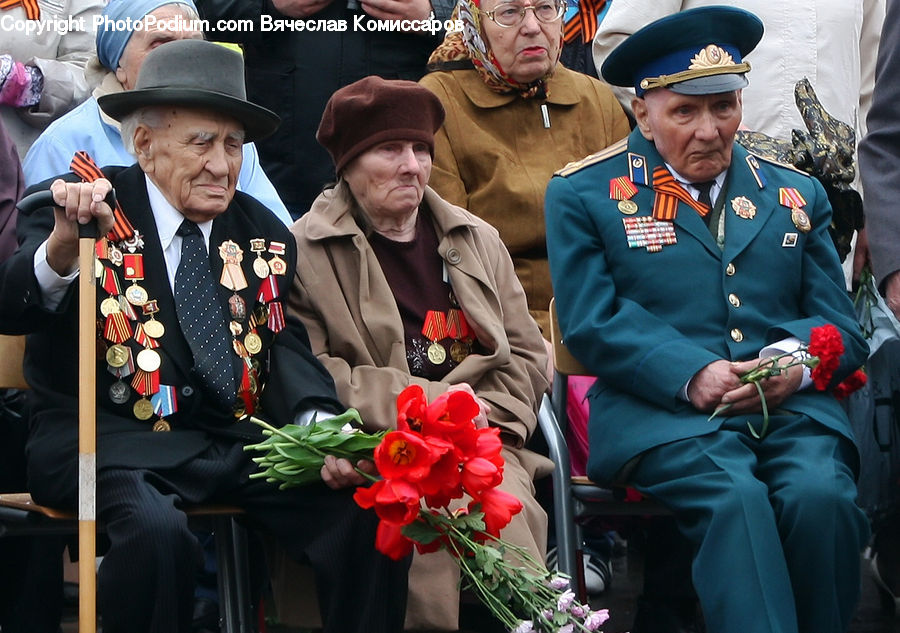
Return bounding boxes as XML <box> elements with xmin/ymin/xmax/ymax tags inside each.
<box><xmin>601</xmin><ymin>6</ymin><xmax>764</xmax><ymax>97</ymax></box>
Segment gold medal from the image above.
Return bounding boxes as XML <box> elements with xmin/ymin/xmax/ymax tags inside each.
<box><xmin>427</xmin><ymin>342</ymin><xmax>447</xmax><ymax>365</ymax></box>
<box><xmin>142</xmin><ymin>319</ymin><xmax>165</xmax><ymax>339</ymax></box>
<box><xmin>244</xmin><ymin>332</ymin><xmax>263</xmax><ymax>355</ymax></box>
<box><xmin>791</xmin><ymin>206</ymin><xmax>811</xmax><ymax>233</ymax></box>
<box><xmin>100</xmin><ymin>297</ymin><xmax>122</xmax><ymax>317</ymax></box>
<box><xmin>253</xmin><ymin>258</ymin><xmax>270</xmax><ymax>279</ymax></box>
<box><xmin>125</xmin><ymin>283</ymin><xmax>148</xmax><ymax>306</ymax></box>
<box><xmin>618</xmin><ymin>199</ymin><xmax>638</xmax><ymax>215</ymax></box>
<box><xmin>449</xmin><ymin>340</ymin><xmax>470</xmax><ymax>363</ymax></box>
<box><xmin>133</xmin><ymin>398</ymin><xmax>154</xmax><ymax>420</ymax></box>
<box><xmin>152</xmin><ymin>419</ymin><xmax>171</xmax><ymax>432</ymax></box>
<box><xmin>106</xmin><ymin>344</ymin><xmax>130</xmax><ymax>368</ymax></box>
<box><xmin>94</xmin><ymin>259</ymin><xmax>104</xmax><ymax>279</ymax></box>
<box><xmin>136</xmin><ymin>348</ymin><xmax>161</xmax><ymax>372</ymax></box>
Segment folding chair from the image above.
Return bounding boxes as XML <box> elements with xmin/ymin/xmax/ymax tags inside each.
<box><xmin>0</xmin><ymin>340</ymin><xmax>254</xmax><ymax>631</ymax></box>
<box><xmin>537</xmin><ymin>299</ymin><xmax>670</xmax><ymax>602</ymax></box>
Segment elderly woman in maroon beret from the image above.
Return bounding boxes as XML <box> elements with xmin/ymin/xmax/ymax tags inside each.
<box><xmin>287</xmin><ymin>75</ymin><xmax>552</xmax><ymax>631</ymax></box>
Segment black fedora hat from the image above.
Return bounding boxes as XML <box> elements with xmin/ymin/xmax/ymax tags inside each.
<box><xmin>98</xmin><ymin>39</ymin><xmax>280</xmax><ymax>142</ymax></box>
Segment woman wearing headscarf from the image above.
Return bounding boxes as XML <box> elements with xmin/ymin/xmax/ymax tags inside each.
<box><xmin>289</xmin><ymin>76</ymin><xmax>552</xmax><ymax>631</ymax></box>
<box><xmin>419</xmin><ymin>0</ymin><xmax>629</xmax><ymax>333</ymax></box>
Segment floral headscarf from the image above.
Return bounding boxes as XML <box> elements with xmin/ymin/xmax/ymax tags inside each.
<box><xmin>427</xmin><ymin>0</ymin><xmax>562</xmax><ymax>99</ymax></box>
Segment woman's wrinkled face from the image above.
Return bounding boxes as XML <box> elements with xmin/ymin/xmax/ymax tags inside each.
<box><xmin>343</xmin><ymin>140</ymin><xmax>432</xmax><ymax>221</ymax></box>
<box><xmin>480</xmin><ymin>0</ymin><xmax>562</xmax><ymax>84</ymax></box>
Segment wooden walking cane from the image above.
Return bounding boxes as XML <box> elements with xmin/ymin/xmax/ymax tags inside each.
<box><xmin>77</xmin><ymin>211</ymin><xmax>98</xmax><ymax>633</ymax></box>
<box><xmin>16</xmin><ymin>189</ymin><xmax>114</xmax><ymax>633</ymax></box>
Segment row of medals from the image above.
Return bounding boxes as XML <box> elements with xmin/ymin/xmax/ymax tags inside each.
<box><xmin>424</xmin><ymin>290</ymin><xmax>473</xmax><ymax>366</ymax></box>
<box><xmin>98</xmin><ymin>234</ymin><xmax>285</xmax><ymax>428</ymax></box>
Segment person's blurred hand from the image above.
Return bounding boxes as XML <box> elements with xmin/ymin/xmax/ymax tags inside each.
<box><xmin>361</xmin><ymin>0</ymin><xmax>432</xmax><ymax>21</ymax></box>
<box><xmin>273</xmin><ymin>0</ymin><xmax>336</xmax><ymax>18</ymax></box>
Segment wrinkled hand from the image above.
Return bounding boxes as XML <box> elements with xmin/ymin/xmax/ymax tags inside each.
<box><xmin>717</xmin><ymin>357</ymin><xmax>803</xmax><ymax>415</ymax></box>
<box><xmin>687</xmin><ymin>359</ymin><xmax>743</xmax><ymax>413</ymax></box>
<box><xmin>46</xmin><ymin>178</ymin><xmax>115</xmax><ymax>276</ymax></box>
<box><xmin>447</xmin><ymin>383</ymin><xmax>491</xmax><ymax>429</ymax></box>
<box><xmin>884</xmin><ymin>272</ymin><xmax>900</xmax><ymax>322</ymax></box>
<box><xmin>361</xmin><ymin>0</ymin><xmax>432</xmax><ymax>21</ymax></box>
<box><xmin>320</xmin><ymin>455</ymin><xmax>376</xmax><ymax>490</ymax></box>
<box><xmin>272</xmin><ymin>0</ymin><xmax>336</xmax><ymax>17</ymax></box>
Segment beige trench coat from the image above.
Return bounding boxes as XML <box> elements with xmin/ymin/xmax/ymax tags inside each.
<box><xmin>419</xmin><ymin>66</ymin><xmax>630</xmax><ymax>332</ymax></box>
<box><xmin>277</xmin><ymin>182</ymin><xmax>552</xmax><ymax>630</ymax></box>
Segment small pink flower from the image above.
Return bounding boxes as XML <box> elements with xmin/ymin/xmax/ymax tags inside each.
<box><xmin>570</xmin><ymin>603</ymin><xmax>587</xmax><ymax>618</ymax></box>
<box><xmin>557</xmin><ymin>589</ymin><xmax>576</xmax><ymax>612</ymax></box>
<box><xmin>549</xmin><ymin>576</ymin><xmax>569</xmax><ymax>590</ymax></box>
<box><xmin>557</xmin><ymin>625</ymin><xmax>574</xmax><ymax>633</ymax></box>
<box><xmin>513</xmin><ymin>621</ymin><xmax>534</xmax><ymax>633</ymax></box>
<box><xmin>584</xmin><ymin>609</ymin><xmax>610</xmax><ymax>630</ymax></box>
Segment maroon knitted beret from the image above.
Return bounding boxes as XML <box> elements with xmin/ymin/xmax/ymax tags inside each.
<box><xmin>317</xmin><ymin>76</ymin><xmax>446</xmax><ymax>174</ymax></box>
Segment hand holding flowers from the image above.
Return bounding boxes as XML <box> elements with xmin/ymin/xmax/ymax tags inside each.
<box><xmin>708</xmin><ymin>324</ymin><xmax>867</xmax><ymax>438</ymax></box>
<box><xmin>246</xmin><ymin>385</ymin><xmax>610</xmax><ymax>632</ymax></box>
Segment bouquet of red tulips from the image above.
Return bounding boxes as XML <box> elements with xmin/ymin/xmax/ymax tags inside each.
<box><xmin>247</xmin><ymin>385</ymin><xmax>610</xmax><ymax>632</ymax></box>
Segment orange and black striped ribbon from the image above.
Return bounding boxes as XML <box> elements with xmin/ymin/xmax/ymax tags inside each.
<box><xmin>651</xmin><ymin>166</ymin><xmax>710</xmax><ymax>221</ymax></box>
<box><xmin>0</xmin><ymin>0</ymin><xmax>40</xmax><ymax>20</ymax></box>
<box><xmin>69</xmin><ymin>151</ymin><xmax>135</xmax><ymax>243</ymax></box>
<box><xmin>563</xmin><ymin>0</ymin><xmax>606</xmax><ymax>45</ymax></box>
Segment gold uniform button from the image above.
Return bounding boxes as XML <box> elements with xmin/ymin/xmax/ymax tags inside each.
<box><xmin>728</xmin><ymin>293</ymin><xmax>741</xmax><ymax>308</ymax></box>
<box><xmin>730</xmin><ymin>328</ymin><xmax>744</xmax><ymax>342</ymax></box>
<box><xmin>725</xmin><ymin>263</ymin><xmax>736</xmax><ymax>276</ymax></box>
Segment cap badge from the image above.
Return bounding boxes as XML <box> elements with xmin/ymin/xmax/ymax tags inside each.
<box><xmin>690</xmin><ymin>45</ymin><xmax>735</xmax><ymax>70</ymax></box>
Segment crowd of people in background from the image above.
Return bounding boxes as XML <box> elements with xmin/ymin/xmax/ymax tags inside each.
<box><xmin>1</xmin><ymin>0</ymin><xmax>899</xmax><ymax>632</ymax></box>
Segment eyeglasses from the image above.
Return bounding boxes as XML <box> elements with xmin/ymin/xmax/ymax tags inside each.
<box><xmin>478</xmin><ymin>0</ymin><xmax>565</xmax><ymax>27</ymax></box>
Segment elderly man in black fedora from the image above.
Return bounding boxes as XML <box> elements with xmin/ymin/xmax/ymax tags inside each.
<box><xmin>0</xmin><ymin>39</ymin><xmax>408</xmax><ymax>633</ymax></box>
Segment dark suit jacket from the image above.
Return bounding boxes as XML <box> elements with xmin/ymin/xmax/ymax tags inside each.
<box><xmin>0</xmin><ymin>165</ymin><xmax>341</xmax><ymax>506</ymax></box>
<box><xmin>546</xmin><ymin>129</ymin><xmax>868</xmax><ymax>484</ymax></box>
<box><xmin>859</xmin><ymin>0</ymin><xmax>900</xmax><ymax>288</ymax></box>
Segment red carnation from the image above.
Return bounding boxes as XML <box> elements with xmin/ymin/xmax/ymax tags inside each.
<box><xmin>808</xmin><ymin>324</ymin><xmax>844</xmax><ymax>390</ymax></box>
<box><xmin>833</xmin><ymin>369</ymin><xmax>867</xmax><ymax>400</ymax></box>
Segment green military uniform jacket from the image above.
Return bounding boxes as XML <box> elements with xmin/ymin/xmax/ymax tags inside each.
<box><xmin>546</xmin><ymin>127</ymin><xmax>867</xmax><ymax>484</ymax></box>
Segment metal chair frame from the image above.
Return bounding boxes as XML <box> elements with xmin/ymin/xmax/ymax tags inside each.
<box><xmin>538</xmin><ymin>300</ymin><xmax>670</xmax><ymax>602</ymax></box>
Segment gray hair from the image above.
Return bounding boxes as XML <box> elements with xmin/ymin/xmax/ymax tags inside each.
<box><xmin>120</xmin><ymin>106</ymin><xmax>169</xmax><ymax>156</ymax></box>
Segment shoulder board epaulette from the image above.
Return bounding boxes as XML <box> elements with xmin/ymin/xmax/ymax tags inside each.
<box><xmin>555</xmin><ymin>138</ymin><xmax>628</xmax><ymax>177</ymax></box>
<box><xmin>749</xmin><ymin>152</ymin><xmax>810</xmax><ymax>177</ymax></box>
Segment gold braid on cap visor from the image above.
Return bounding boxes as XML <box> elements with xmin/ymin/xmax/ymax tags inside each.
<box><xmin>639</xmin><ymin>61</ymin><xmax>751</xmax><ymax>91</ymax></box>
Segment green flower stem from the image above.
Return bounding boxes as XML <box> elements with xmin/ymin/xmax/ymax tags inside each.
<box><xmin>424</xmin><ymin>508</ymin><xmax>595</xmax><ymax>632</ymax></box>
<box><xmin>247</xmin><ymin>416</ymin><xmax>379</xmax><ymax>482</ymax></box>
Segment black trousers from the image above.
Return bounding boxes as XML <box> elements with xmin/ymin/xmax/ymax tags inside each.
<box><xmin>61</xmin><ymin>439</ymin><xmax>407</xmax><ymax>633</ymax></box>
<box><xmin>0</xmin><ymin>389</ymin><xmax>64</xmax><ymax>633</ymax></box>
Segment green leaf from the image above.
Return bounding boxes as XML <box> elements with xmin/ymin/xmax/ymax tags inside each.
<box><xmin>402</xmin><ymin>520</ymin><xmax>442</xmax><ymax>545</ymax></box>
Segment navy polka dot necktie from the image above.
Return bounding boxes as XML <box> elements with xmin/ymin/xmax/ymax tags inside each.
<box><xmin>174</xmin><ymin>219</ymin><xmax>235</xmax><ymax>405</ymax></box>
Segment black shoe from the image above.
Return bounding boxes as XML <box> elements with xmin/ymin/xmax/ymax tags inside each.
<box><xmin>631</xmin><ymin>596</ymin><xmax>705</xmax><ymax>633</ymax></box>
